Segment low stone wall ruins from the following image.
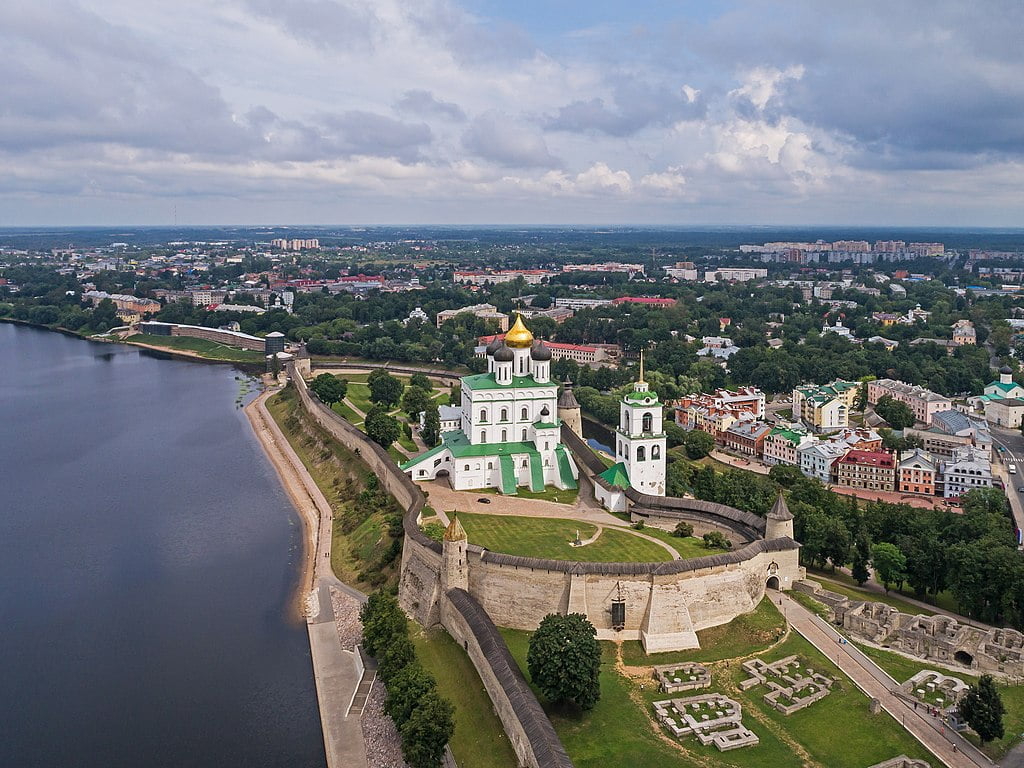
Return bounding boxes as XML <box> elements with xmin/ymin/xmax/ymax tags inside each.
<box><xmin>794</xmin><ymin>580</ymin><xmax>1024</xmax><ymax>676</ymax></box>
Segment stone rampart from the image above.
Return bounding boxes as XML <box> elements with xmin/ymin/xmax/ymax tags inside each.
<box><xmin>443</xmin><ymin>589</ymin><xmax>573</xmax><ymax>768</ymax></box>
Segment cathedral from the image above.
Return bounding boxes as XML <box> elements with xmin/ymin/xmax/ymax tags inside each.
<box><xmin>401</xmin><ymin>315</ymin><xmax>580</xmax><ymax>493</ymax></box>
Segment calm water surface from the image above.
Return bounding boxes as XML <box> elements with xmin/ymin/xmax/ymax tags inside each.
<box><xmin>0</xmin><ymin>324</ymin><xmax>325</xmax><ymax>768</ymax></box>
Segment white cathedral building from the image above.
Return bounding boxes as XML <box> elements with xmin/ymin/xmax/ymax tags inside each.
<box><xmin>401</xmin><ymin>316</ymin><xmax>580</xmax><ymax>493</ymax></box>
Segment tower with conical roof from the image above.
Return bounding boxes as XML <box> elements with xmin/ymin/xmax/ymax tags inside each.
<box><xmin>441</xmin><ymin>513</ymin><xmax>469</xmax><ymax>592</ymax></box>
<box><xmin>765</xmin><ymin>492</ymin><xmax>794</xmax><ymax>540</ymax></box>
<box><xmin>615</xmin><ymin>351</ymin><xmax>666</xmax><ymax>495</ymax></box>
<box><xmin>558</xmin><ymin>382</ymin><xmax>582</xmax><ymax>438</ymax></box>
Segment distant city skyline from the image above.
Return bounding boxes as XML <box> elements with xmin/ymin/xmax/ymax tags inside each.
<box><xmin>1</xmin><ymin>0</ymin><xmax>1021</xmax><ymax>226</ymax></box>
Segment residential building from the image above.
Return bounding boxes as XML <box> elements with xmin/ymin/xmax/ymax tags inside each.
<box><xmin>906</xmin><ymin>411</ymin><xmax>992</xmax><ymax>459</ymax></box>
<box><xmin>475</xmin><ymin>335</ymin><xmax>620</xmax><ymax>367</ymax></box>
<box><xmin>271</xmin><ymin>238</ymin><xmax>319</xmax><ymax>250</ymax></box>
<box><xmin>798</xmin><ymin>440</ymin><xmax>849</xmax><ymax>484</ymax></box>
<box><xmin>762</xmin><ymin>426</ymin><xmax>809</xmax><ymax>466</ymax></box>
<box><xmin>722</xmin><ymin>421</ymin><xmax>772</xmax><ymax>457</ymax></box>
<box><xmin>562</xmin><ymin>262</ymin><xmax>645</xmax><ymax>277</ymax></box>
<box><xmin>833</xmin><ymin>450</ymin><xmax>896</xmax><ymax>491</ymax></box>
<box><xmin>453</xmin><ymin>269</ymin><xmax>555</xmax><ymax>285</ymax></box>
<box><xmin>553</xmin><ymin>297</ymin><xmax>614</xmax><ymax>310</ymax></box>
<box><xmin>898</xmin><ymin>449</ymin><xmax>937</xmax><ymax>496</ymax></box>
<box><xmin>951</xmin><ymin>319</ymin><xmax>977</xmax><ymax>346</ymax></box>
<box><xmin>664</xmin><ymin>262</ymin><xmax>698</xmax><ymax>280</ymax></box>
<box><xmin>867</xmin><ymin>379</ymin><xmax>952</xmax><ymax>425</ymax></box>
<box><xmin>436</xmin><ymin>303</ymin><xmax>510</xmax><ymax>332</ymax></box>
<box><xmin>82</xmin><ymin>290</ymin><xmax>161</xmax><ymax>315</ymax></box>
<box><xmin>702</xmin><ymin>268</ymin><xmax>768</xmax><ymax>283</ymax></box>
<box><xmin>519</xmin><ymin>306</ymin><xmax>574</xmax><ymax>323</ymax></box>
<box><xmin>610</xmin><ymin>296</ymin><xmax>677</xmax><ymax>308</ymax></box>
<box><xmin>832</xmin><ymin>427</ymin><xmax>884</xmax><ymax>452</ymax></box>
<box><xmin>792</xmin><ymin>380</ymin><xmax>859</xmax><ymax>433</ymax></box>
<box><xmin>939</xmin><ymin>447</ymin><xmax>993</xmax><ymax>499</ymax></box>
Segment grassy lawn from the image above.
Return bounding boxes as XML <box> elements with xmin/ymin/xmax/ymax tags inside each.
<box><xmin>458</xmin><ymin>512</ymin><xmax>672</xmax><ymax>562</ymax></box>
<box><xmin>809</xmin><ymin>568</ymin><xmax>960</xmax><ymax>615</ymax></box>
<box><xmin>493</xmin><ymin>485</ymin><xmax>579</xmax><ymax>504</ymax></box>
<box><xmin>720</xmin><ymin>633</ymin><xmax>934</xmax><ymax>768</ymax></box>
<box><xmin>636</xmin><ymin>525</ymin><xmax>729</xmax><ymax>559</ymax></box>
<box><xmin>266</xmin><ymin>388</ymin><xmax>399</xmax><ymax>590</ymax></box>
<box><xmin>621</xmin><ymin>597</ymin><xmax>788</xmax><ymax>667</ymax></box>
<box><xmin>387</xmin><ymin>445</ymin><xmax>407</xmax><ymax>464</ymax></box>
<box><xmin>346</xmin><ymin>382</ymin><xmax>376</xmax><ymax>414</ymax></box>
<box><xmin>397</xmin><ymin>431</ymin><xmax>418</xmax><ymax>452</ymax></box>
<box><xmin>854</xmin><ymin>643</ymin><xmax>1024</xmax><ymax>760</ymax></box>
<box><xmin>411</xmin><ymin>625</ymin><xmax>519</xmax><ymax>768</ymax></box>
<box><xmin>331</xmin><ymin>399</ymin><xmax>363</xmax><ymax>425</ymax></box>
<box><xmin>126</xmin><ymin>333</ymin><xmax>266</xmax><ymax>362</ymax></box>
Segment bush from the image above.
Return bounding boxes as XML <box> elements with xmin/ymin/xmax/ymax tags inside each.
<box><xmin>702</xmin><ymin>531</ymin><xmax>731</xmax><ymax>550</ymax></box>
<box><xmin>672</xmin><ymin>521</ymin><xmax>694</xmax><ymax>538</ymax></box>
<box><xmin>631</xmin><ymin>519</ymin><xmax>645</xmax><ymax>530</ymax></box>
<box><xmin>527</xmin><ymin>613</ymin><xmax>602</xmax><ymax>710</ymax></box>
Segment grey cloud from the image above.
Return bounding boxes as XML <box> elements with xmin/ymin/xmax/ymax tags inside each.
<box><xmin>462</xmin><ymin>113</ymin><xmax>560</xmax><ymax>168</ymax></box>
<box><xmin>545</xmin><ymin>78</ymin><xmax>706</xmax><ymax>137</ymax></box>
<box><xmin>316</xmin><ymin>111</ymin><xmax>433</xmax><ymax>162</ymax></box>
<box><xmin>242</xmin><ymin>0</ymin><xmax>377</xmax><ymax>50</ymax></box>
<box><xmin>395</xmin><ymin>90</ymin><xmax>466</xmax><ymax>122</ymax></box>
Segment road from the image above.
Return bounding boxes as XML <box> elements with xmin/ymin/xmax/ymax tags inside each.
<box><xmin>779</xmin><ymin>592</ymin><xmax>989</xmax><ymax>768</ymax></box>
<box><xmin>987</xmin><ymin>426</ymin><xmax>1024</xmax><ymax>547</ymax></box>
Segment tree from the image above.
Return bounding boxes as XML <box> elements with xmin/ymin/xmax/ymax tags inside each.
<box><xmin>421</xmin><ymin>403</ymin><xmax>441</xmax><ymax>447</ymax></box>
<box><xmin>399</xmin><ymin>690</ymin><xmax>455</xmax><ymax>768</ymax></box>
<box><xmin>874</xmin><ymin>394</ymin><xmax>915</xmax><ymax>429</ymax></box>
<box><xmin>310</xmin><ymin>373</ymin><xmax>348</xmax><ymax>406</ymax></box>
<box><xmin>672</xmin><ymin>521</ymin><xmax>694</xmax><ymax>538</ymax></box>
<box><xmin>851</xmin><ymin>532</ymin><xmax>872</xmax><ymax>585</ymax></box>
<box><xmin>527</xmin><ymin>613</ymin><xmax>601</xmax><ymax>710</ymax></box>
<box><xmin>684</xmin><ymin>429</ymin><xmax>715</xmax><ymax>460</ymax></box>
<box><xmin>378</xmin><ymin>634</ymin><xmax>416</xmax><ymax>682</ymax></box>
<box><xmin>871</xmin><ymin>542</ymin><xmax>907</xmax><ymax>593</ymax></box>
<box><xmin>959</xmin><ymin>675</ymin><xmax>1005</xmax><ymax>744</ymax></box>
<box><xmin>365</xmin><ymin>406</ymin><xmax>400</xmax><ymax>448</ymax></box>
<box><xmin>769</xmin><ymin>463</ymin><xmax>803</xmax><ymax>488</ymax></box>
<box><xmin>359</xmin><ymin>591</ymin><xmax>407</xmax><ymax>658</ymax></box>
<box><xmin>402</xmin><ymin>385</ymin><xmax>432</xmax><ymax>421</ymax></box>
<box><xmin>369</xmin><ymin>371</ymin><xmax>404</xmax><ymax>407</ymax></box>
<box><xmin>409</xmin><ymin>372</ymin><xmax>432</xmax><ymax>391</ymax></box>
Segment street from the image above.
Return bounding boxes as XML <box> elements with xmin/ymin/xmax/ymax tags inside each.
<box><xmin>987</xmin><ymin>426</ymin><xmax>1024</xmax><ymax>548</ymax></box>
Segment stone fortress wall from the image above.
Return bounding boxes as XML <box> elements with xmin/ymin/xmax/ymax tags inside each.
<box><xmin>287</xmin><ymin>362</ymin><xmax>802</xmax><ymax>765</ymax></box>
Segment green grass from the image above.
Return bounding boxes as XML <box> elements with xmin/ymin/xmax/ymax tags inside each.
<box><xmin>331</xmin><ymin>399</ymin><xmax>363</xmax><ymax>425</ymax></box>
<box><xmin>809</xmin><ymin>568</ymin><xmax>960</xmax><ymax>615</ymax></box>
<box><xmin>397</xmin><ymin>431</ymin><xmax>418</xmax><ymax>452</ymax></box>
<box><xmin>635</xmin><ymin>525</ymin><xmax>729</xmax><ymax>559</ymax></box>
<box><xmin>723</xmin><ymin>633</ymin><xmax>934</xmax><ymax>768</ymax></box>
<box><xmin>621</xmin><ymin>597</ymin><xmax>788</xmax><ymax>666</ymax></box>
<box><xmin>457</xmin><ymin>512</ymin><xmax>673</xmax><ymax>562</ymax></box>
<box><xmin>126</xmin><ymin>333</ymin><xmax>266</xmax><ymax>362</ymax></box>
<box><xmin>266</xmin><ymin>387</ymin><xmax>398</xmax><ymax>590</ymax></box>
<box><xmin>498</xmin><ymin>485</ymin><xmax>579</xmax><ymax>504</ymax></box>
<box><xmin>387</xmin><ymin>445</ymin><xmax>407</xmax><ymax>464</ymax></box>
<box><xmin>853</xmin><ymin>643</ymin><xmax>1024</xmax><ymax>760</ymax></box>
<box><xmin>412</xmin><ymin>625</ymin><xmax>519</xmax><ymax>768</ymax></box>
<box><xmin>346</xmin><ymin>382</ymin><xmax>375</xmax><ymax>414</ymax></box>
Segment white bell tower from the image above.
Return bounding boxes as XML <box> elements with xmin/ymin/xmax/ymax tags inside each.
<box><xmin>614</xmin><ymin>352</ymin><xmax>666</xmax><ymax>496</ymax></box>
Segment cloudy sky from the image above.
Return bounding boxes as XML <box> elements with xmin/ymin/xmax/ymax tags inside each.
<box><xmin>2</xmin><ymin>0</ymin><xmax>1022</xmax><ymax>226</ymax></box>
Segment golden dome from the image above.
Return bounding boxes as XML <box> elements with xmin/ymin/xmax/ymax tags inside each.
<box><xmin>504</xmin><ymin>314</ymin><xmax>534</xmax><ymax>348</ymax></box>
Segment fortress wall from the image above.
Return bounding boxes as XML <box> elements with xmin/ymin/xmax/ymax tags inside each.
<box><xmin>442</xmin><ymin>589</ymin><xmax>574</xmax><ymax>768</ymax></box>
<box><xmin>398</xmin><ymin>536</ymin><xmax>443</xmax><ymax>627</ymax></box>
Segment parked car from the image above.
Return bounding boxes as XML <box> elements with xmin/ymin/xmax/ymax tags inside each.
<box><xmin>477</xmin><ymin>497</ymin><xmax>491</xmax><ymax>504</ymax></box>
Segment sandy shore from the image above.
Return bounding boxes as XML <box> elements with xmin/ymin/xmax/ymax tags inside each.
<box><xmin>245</xmin><ymin>387</ymin><xmax>322</xmax><ymax>619</ymax></box>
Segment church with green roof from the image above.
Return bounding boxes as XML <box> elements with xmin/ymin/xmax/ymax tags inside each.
<box><xmin>400</xmin><ymin>316</ymin><xmax>578</xmax><ymax>493</ymax></box>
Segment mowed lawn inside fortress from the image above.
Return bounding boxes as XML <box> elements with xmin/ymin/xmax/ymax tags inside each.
<box><xmin>436</xmin><ymin>511</ymin><xmax>728</xmax><ymax>562</ymax></box>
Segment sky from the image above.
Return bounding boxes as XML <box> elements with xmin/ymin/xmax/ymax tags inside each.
<box><xmin>1</xmin><ymin>0</ymin><xmax>1022</xmax><ymax>227</ymax></box>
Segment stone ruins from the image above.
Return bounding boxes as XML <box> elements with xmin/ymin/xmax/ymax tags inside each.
<box><xmin>739</xmin><ymin>655</ymin><xmax>835</xmax><ymax>715</ymax></box>
<box><xmin>652</xmin><ymin>694</ymin><xmax>759</xmax><ymax>751</ymax></box>
<box><xmin>654</xmin><ymin>662</ymin><xmax>711</xmax><ymax>693</ymax></box>
<box><xmin>794</xmin><ymin>580</ymin><xmax>1024</xmax><ymax>676</ymax></box>
<box><xmin>899</xmin><ymin>670</ymin><xmax>968</xmax><ymax>712</ymax></box>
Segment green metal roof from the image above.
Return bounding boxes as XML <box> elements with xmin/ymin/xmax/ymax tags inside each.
<box><xmin>441</xmin><ymin>429</ymin><xmax>540</xmax><ymax>459</ymax></box>
<box><xmin>597</xmin><ymin>461</ymin><xmax>631</xmax><ymax>489</ymax></box>
<box><xmin>462</xmin><ymin>372</ymin><xmax>557</xmax><ymax>391</ymax></box>
<box><xmin>533</xmin><ymin>421</ymin><xmax>561</xmax><ymax>430</ymax></box>
<box><xmin>624</xmin><ymin>390</ymin><xmax>660</xmax><ymax>404</ymax></box>
<box><xmin>769</xmin><ymin>427</ymin><xmax>804</xmax><ymax>445</ymax></box>
<box><xmin>987</xmin><ymin>381</ymin><xmax>1020</xmax><ymax>394</ymax></box>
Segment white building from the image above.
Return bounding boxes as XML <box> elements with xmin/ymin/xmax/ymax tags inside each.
<box><xmin>401</xmin><ymin>316</ymin><xmax>578</xmax><ymax>493</ymax></box>
<box><xmin>939</xmin><ymin>447</ymin><xmax>993</xmax><ymax>499</ymax></box>
<box><xmin>798</xmin><ymin>441</ymin><xmax>849</xmax><ymax>484</ymax></box>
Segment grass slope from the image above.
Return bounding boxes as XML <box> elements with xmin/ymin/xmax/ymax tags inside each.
<box><xmin>457</xmin><ymin>512</ymin><xmax>673</xmax><ymax>562</ymax></box>
<box><xmin>127</xmin><ymin>332</ymin><xmax>266</xmax><ymax>362</ymax></box>
<box><xmin>412</xmin><ymin>625</ymin><xmax>519</xmax><ymax>768</ymax></box>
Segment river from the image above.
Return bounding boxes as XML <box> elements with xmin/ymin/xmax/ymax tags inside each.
<box><xmin>0</xmin><ymin>324</ymin><xmax>325</xmax><ymax>768</ymax></box>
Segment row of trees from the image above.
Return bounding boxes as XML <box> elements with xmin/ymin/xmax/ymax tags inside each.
<box><xmin>360</xmin><ymin>592</ymin><xmax>454</xmax><ymax>768</ymax></box>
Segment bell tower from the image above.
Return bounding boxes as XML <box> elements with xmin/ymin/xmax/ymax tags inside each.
<box><xmin>615</xmin><ymin>352</ymin><xmax>666</xmax><ymax>496</ymax></box>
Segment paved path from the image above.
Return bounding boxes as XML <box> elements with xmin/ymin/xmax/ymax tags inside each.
<box><xmin>779</xmin><ymin>592</ymin><xmax>990</xmax><ymax>768</ymax></box>
<box><xmin>248</xmin><ymin>390</ymin><xmax>369</xmax><ymax>768</ymax></box>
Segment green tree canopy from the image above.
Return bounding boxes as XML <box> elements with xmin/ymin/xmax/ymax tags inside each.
<box><xmin>960</xmin><ymin>674</ymin><xmax>1005</xmax><ymax>744</ymax></box>
<box><xmin>683</xmin><ymin>429</ymin><xmax>715</xmax><ymax>460</ymax></box>
<box><xmin>399</xmin><ymin>690</ymin><xmax>455</xmax><ymax>768</ymax></box>
<box><xmin>421</xmin><ymin>402</ymin><xmax>441</xmax><ymax>447</ymax></box>
<box><xmin>365</xmin><ymin>405</ymin><xmax>401</xmax><ymax>448</ymax></box>
<box><xmin>310</xmin><ymin>373</ymin><xmax>348</xmax><ymax>406</ymax></box>
<box><xmin>369</xmin><ymin>371</ymin><xmax>405</xmax><ymax>406</ymax></box>
<box><xmin>873</xmin><ymin>394</ymin><xmax>915</xmax><ymax>429</ymax></box>
<box><xmin>871</xmin><ymin>542</ymin><xmax>907</xmax><ymax>593</ymax></box>
<box><xmin>402</xmin><ymin>385</ymin><xmax>432</xmax><ymax>421</ymax></box>
<box><xmin>527</xmin><ymin>613</ymin><xmax>601</xmax><ymax>710</ymax></box>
